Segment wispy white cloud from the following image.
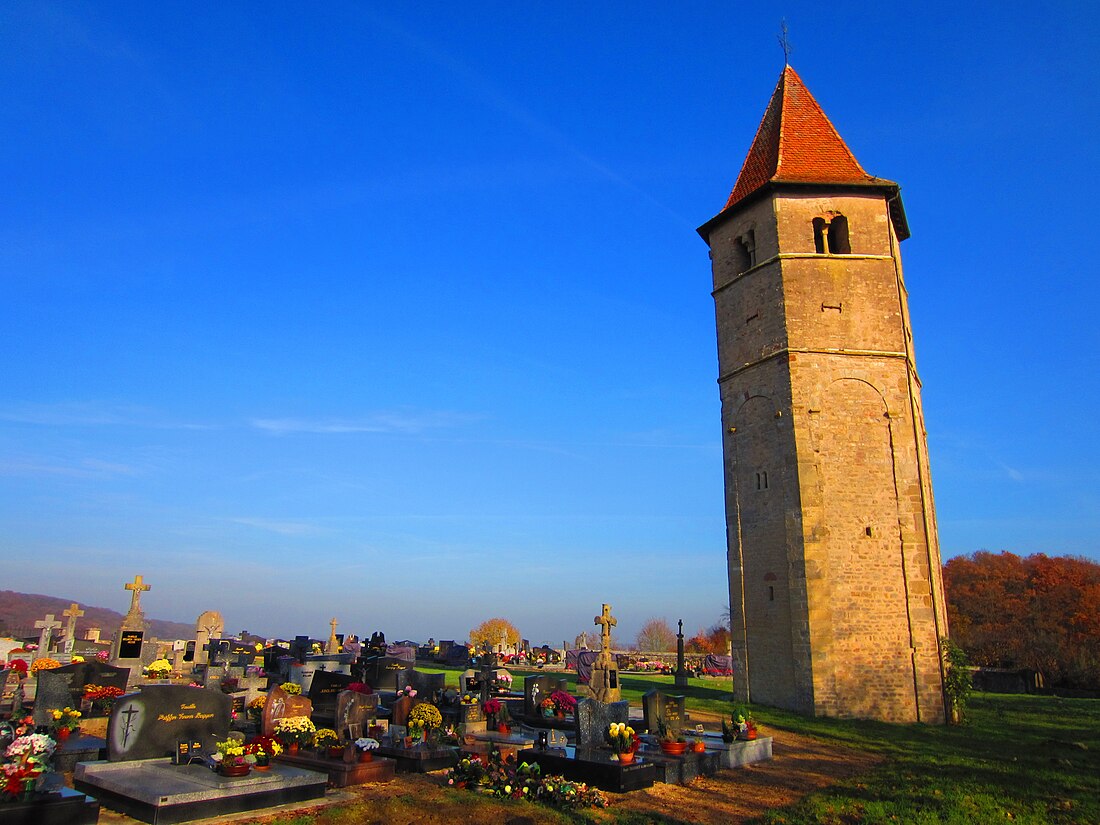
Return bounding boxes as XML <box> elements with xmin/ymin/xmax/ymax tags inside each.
<box><xmin>0</xmin><ymin>457</ymin><xmax>141</xmax><ymax>478</ymax></box>
<box><xmin>0</xmin><ymin>401</ymin><xmax>215</xmax><ymax>431</ymax></box>
<box><xmin>227</xmin><ymin>518</ymin><xmax>325</xmax><ymax>537</ymax></box>
<box><xmin>250</xmin><ymin>411</ymin><xmax>478</xmax><ymax>436</ymax></box>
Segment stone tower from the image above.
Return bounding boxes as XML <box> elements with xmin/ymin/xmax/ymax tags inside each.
<box><xmin>697</xmin><ymin>66</ymin><xmax>948</xmax><ymax>723</ymax></box>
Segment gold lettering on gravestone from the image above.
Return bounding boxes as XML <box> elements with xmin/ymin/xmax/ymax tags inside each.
<box><xmin>157</xmin><ymin>703</ymin><xmax>216</xmax><ymax>723</ymax></box>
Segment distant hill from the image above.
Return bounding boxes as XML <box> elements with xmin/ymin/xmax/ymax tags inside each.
<box><xmin>0</xmin><ymin>590</ymin><xmax>195</xmax><ymax>643</ymax></box>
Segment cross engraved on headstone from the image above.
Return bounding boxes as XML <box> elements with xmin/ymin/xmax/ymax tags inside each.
<box><xmin>35</xmin><ymin>613</ymin><xmax>62</xmax><ymax>653</ymax></box>
<box><xmin>124</xmin><ymin>574</ymin><xmax>151</xmax><ymax>614</ymax></box>
<box><xmin>120</xmin><ymin>705</ymin><xmax>141</xmax><ymax>747</ymax></box>
<box><xmin>62</xmin><ymin>603</ymin><xmax>84</xmax><ymax>654</ymax></box>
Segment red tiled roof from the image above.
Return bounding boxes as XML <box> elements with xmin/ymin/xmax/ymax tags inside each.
<box><xmin>723</xmin><ymin>66</ymin><xmax>881</xmax><ymax>211</ymax></box>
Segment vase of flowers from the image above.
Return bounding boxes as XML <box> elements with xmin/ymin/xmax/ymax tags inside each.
<box><xmin>2</xmin><ymin>733</ymin><xmax>56</xmax><ymax>799</ymax></box>
<box><xmin>354</xmin><ymin>737</ymin><xmax>379</xmax><ymax>762</ymax></box>
<box><xmin>606</xmin><ymin>722</ymin><xmax>637</xmax><ymax>763</ymax></box>
<box><xmin>244</xmin><ymin>736</ymin><xmax>280</xmax><ymax>769</ymax></box>
<box><xmin>212</xmin><ymin>737</ymin><xmax>255</xmax><ymax>776</ymax></box>
<box><xmin>731</xmin><ymin>705</ymin><xmax>758</xmax><ymax>740</ymax></box>
<box><xmin>83</xmin><ymin>684</ymin><xmax>125</xmax><ymax>716</ymax></box>
<box><xmin>656</xmin><ymin>719</ymin><xmax>687</xmax><ymax>755</ymax></box>
<box><xmin>273</xmin><ymin>716</ymin><xmax>316</xmax><ymax>754</ymax></box>
<box><xmin>313</xmin><ymin>728</ymin><xmax>341</xmax><ymax>757</ymax></box>
<box><xmin>481</xmin><ymin>697</ymin><xmax>509</xmax><ymax>730</ymax></box>
<box><xmin>548</xmin><ymin>690</ymin><xmax>576</xmax><ymax>718</ymax></box>
<box><xmin>539</xmin><ymin>697</ymin><xmax>555</xmax><ymax>718</ymax></box>
<box><xmin>50</xmin><ymin>706</ymin><xmax>82</xmax><ymax>740</ymax></box>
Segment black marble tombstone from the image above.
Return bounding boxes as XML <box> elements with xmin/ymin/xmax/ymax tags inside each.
<box><xmin>523</xmin><ymin>674</ymin><xmax>568</xmax><ymax>718</ymax></box>
<box><xmin>641</xmin><ymin>689</ymin><xmax>686</xmax><ymax>736</ymax></box>
<box><xmin>106</xmin><ymin>685</ymin><xmax>231</xmax><ymax>761</ymax></box>
<box><xmin>307</xmin><ymin>670</ymin><xmax>354</xmax><ymax>725</ymax></box>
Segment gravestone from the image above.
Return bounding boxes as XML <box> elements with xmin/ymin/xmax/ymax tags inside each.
<box><xmin>397</xmin><ymin>669</ymin><xmax>445</xmax><ymax>703</ymax></box>
<box><xmin>335</xmin><ymin>690</ymin><xmax>378</xmax><ymax>741</ymax></box>
<box><xmin>261</xmin><ymin>684</ymin><xmax>314</xmax><ymax>736</ymax></box>
<box><xmin>391</xmin><ymin>695</ymin><xmax>413</xmax><ymax>728</ymax></box>
<box><xmin>35</xmin><ymin>613</ymin><xmax>63</xmax><ymax>655</ymax></box>
<box><xmin>641</xmin><ymin>689</ymin><xmax>686</xmax><ymax>736</ymax></box>
<box><xmin>33</xmin><ymin>670</ymin><xmax>78</xmax><ymax>726</ymax></box>
<box><xmin>112</xmin><ymin>575</ymin><xmax>151</xmax><ymax>668</ymax></box>
<box><xmin>1</xmin><ymin>669</ymin><xmax>20</xmax><ymax>715</ymax></box>
<box><xmin>361</xmin><ymin>655</ymin><xmax>410</xmax><ymax>691</ymax></box>
<box><xmin>574</xmin><ymin>698</ymin><xmax>629</xmax><ymax>749</ymax></box>
<box><xmin>192</xmin><ymin>611</ymin><xmax>224</xmax><ymax>668</ymax></box>
<box><xmin>288</xmin><ymin>636</ymin><xmax>314</xmax><ymax>663</ymax></box>
<box><xmin>524</xmin><ymin>674</ymin><xmax>568</xmax><ymax>718</ymax></box>
<box><xmin>264</xmin><ymin>645</ymin><xmax>292</xmax><ymax>673</ymax></box>
<box><xmin>49</xmin><ymin>660</ymin><xmax>131</xmax><ymax>709</ymax></box>
<box><xmin>107</xmin><ymin>685</ymin><xmax>231</xmax><ymax>761</ymax></box>
<box><xmin>62</xmin><ymin>603</ymin><xmax>85</xmax><ymax>655</ymax></box>
<box><xmin>308</xmin><ymin>670</ymin><xmax>354</xmax><ymax>721</ymax></box>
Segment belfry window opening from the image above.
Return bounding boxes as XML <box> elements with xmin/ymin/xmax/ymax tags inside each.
<box><xmin>813</xmin><ymin>214</ymin><xmax>851</xmax><ymax>254</ymax></box>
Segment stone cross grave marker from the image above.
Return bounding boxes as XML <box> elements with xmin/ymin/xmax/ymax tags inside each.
<box><xmin>574</xmin><ymin>698</ymin><xmax>629</xmax><ymax>750</ymax></box>
<box><xmin>62</xmin><ymin>603</ymin><xmax>85</xmax><ymax>655</ymax></box>
<box><xmin>641</xmin><ymin>689</ymin><xmax>686</xmax><ymax>736</ymax></box>
<box><xmin>107</xmin><ymin>684</ymin><xmax>231</xmax><ymax>761</ymax></box>
<box><xmin>583</xmin><ymin>603</ymin><xmax>621</xmax><ymax>702</ymax></box>
<box><xmin>193</xmin><ymin>610</ymin><xmax>224</xmax><ymax>666</ymax></box>
<box><xmin>35</xmin><ymin>613</ymin><xmax>62</xmax><ymax>654</ymax></box>
<box><xmin>124</xmin><ymin>574</ymin><xmax>150</xmax><ymax>616</ymax></box>
<box><xmin>326</xmin><ymin>618</ymin><xmax>340</xmax><ymax>654</ymax></box>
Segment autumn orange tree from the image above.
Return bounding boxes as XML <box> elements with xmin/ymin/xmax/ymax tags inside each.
<box><xmin>686</xmin><ymin>623</ymin><xmax>731</xmax><ymax>655</ymax></box>
<box><xmin>944</xmin><ymin>551</ymin><xmax>1100</xmax><ymax>689</ymax></box>
<box><xmin>469</xmin><ymin>617</ymin><xmax>521</xmax><ymax>649</ymax></box>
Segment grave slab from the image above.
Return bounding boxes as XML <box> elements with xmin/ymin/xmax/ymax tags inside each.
<box><xmin>637</xmin><ymin>746</ymin><xmax>721</xmax><ymax>784</ymax></box>
<box><xmin>517</xmin><ymin>746</ymin><xmax>656</xmax><ymax>793</ymax></box>
<box><xmin>0</xmin><ymin>787</ymin><xmax>100</xmax><ymax>825</ymax></box>
<box><xmin>74</xmin><ymin>759</ymin><xmax>327</xmax><ymax>824</ymax></box>
<box><xmin>374</xmin><ymin>743</ymin><xmax>458</xmax><ymax>773</ymax></box>
<box><xmin>53</xmin><ymin>732</ymin><xmax>108</xmax><ymax>772</ymax></box>
<box><xmin>274</xmin><ymin>751</ymin><xmax>395</xmax><ymax>787</ymax></box>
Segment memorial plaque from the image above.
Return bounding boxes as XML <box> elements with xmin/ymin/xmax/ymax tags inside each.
<box><xmin>107</xmin><ymin>685</ymin><xmax>231</xmax><ymax>761</ymax></box>
<box><xmin>118</xmin><ymin>631</ymin><xmax>144</xmax><ymax>659</ymax></box>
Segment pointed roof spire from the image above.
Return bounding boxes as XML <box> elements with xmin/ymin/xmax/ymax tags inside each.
<box><xmin>722</xmin><ymin>66</ymin><xmax>886</xmax><ymax>212</ymax></box>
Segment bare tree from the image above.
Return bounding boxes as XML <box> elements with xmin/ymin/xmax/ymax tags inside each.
<box><xmin>635</xmin><ymin>617</ymin><xmax>676</xmax><ymax>652</ymax></box>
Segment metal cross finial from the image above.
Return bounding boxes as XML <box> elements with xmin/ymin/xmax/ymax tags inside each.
<box><xmin>778</xmin><ymin>19</ymin><xmax>793</xmax><ymax>66</ymax></box>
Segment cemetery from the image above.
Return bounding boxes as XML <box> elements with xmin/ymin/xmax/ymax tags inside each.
<box><xmin>1</xmin><ymin>585</ymin><xmax>780</xmax><ymax>824</ymax></box>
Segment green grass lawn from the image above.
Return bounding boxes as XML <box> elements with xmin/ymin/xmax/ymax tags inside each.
<box><xmin>415</xmin><ymin>665</ymin><xmax>1100</xmax><ymax>823</ymax></box>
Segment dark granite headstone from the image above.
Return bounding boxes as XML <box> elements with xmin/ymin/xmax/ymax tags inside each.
<box><xmin>288</xmin><ymin>636</ymin><xmax>313</xmax><ymax>662</ymax></box>
<box><xmin>49</xmin><ymin>661</ymin><xmax>130</xmax><ymax>709</ymax></box>
<box><xmin>33</xmin><ymin>670</ymin><xmax>77</xmax><ymax>726</ymax></box>
<box><xmin>107</xmin><ymin>685</ymin><xmax>231</xmax><ymax>761</ymax></box>
<box><xmin>117</xmin><ymin>630</ymin><xmax>144</xmax><ymax>659</ymax></box>
<box><xmin>523</xmin><ymin>674</ymin><xmax>567</xmax><ymax>717</ymax></box>
<box><xmin>397</xmin><ymin>669</ymin><xmax>445</xmax><ymax>702</ymax></box>
<box><xmin>0</xmin><ymin>669</ymin><xmax>18</xmax><ymax>712</ymax></box>
<box><xmin>445</xmin><ymin>643</ymin><xmax>470</xmax><ymax>667</ymax></box>
<box><xmin>307</xmin><ymin>670</ymin><xmax>354</xmax><ymax>718</ymax></box>
<box><xmin>362</xmin><ymin>655</ymin><xmax>410</xmax><ymax>691</ymax></box>
<box><xmin>574</xmin><ymin>698</ymin><xmax>629</xmax><ymax>749</ymax></box>
<box><xmin>641</xmin><ymin>689</ymin><xmax>685</xmax><ymax>736</ymax></box>
<box><xmin>264</xmin><ymin>645</ymin><xmax>292</xmax><ymax>672</ymax></box>
<box><xmin>458</xmin><ymin>702</ymin><xmax>484</xmax><ymax>725</ymax></box>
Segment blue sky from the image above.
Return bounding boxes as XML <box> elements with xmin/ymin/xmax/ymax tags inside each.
<box><xmin>2</xmin><ymin>2</ymin><xmax>1097</xmax><ymax>646</ymax></box>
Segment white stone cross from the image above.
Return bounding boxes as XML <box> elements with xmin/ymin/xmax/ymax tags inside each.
<box><xmin>62</xmin><ymin>602</ymin><xmax>85</xmax><ymax>654</ymax></box>
<box><xmin>35</xmin><ymin>613</ymin><xmax>62</xmax><ymax>654</ymax></box>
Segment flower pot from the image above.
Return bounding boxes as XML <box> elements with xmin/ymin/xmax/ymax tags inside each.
<box><xmin>218</xmin><ymin>763</ymin><xmax>251</xmax><ymax>777</ymax></box>
<box><xmin>541</xmin><ymin>708</ymin><xmax>554</xmax><ymax>718</ymax></box>
<box><xmin>358</xmin><ymin>750</ymin><xmax>374</xmax><ymax>763</ymax></box>
<box><xmin>286</xmin><ymin>743</ymin><xmax>299</xmax><ymax>755</ymax></box>
<box><xmin>660</xmin><ymin>741</ymin><xmax>688</xmax><ymax>756</ymax></box>
<box><xmin>403</xmin><ymin>736</ymin><xmax>413</xmax><ymax>748</ymax></box>
<box><xmin>498</xmin><ymin>724</ymin><xmax>511</xmax><ymax>735</ymax></box>
<box><xmin>554</xmin><ymin>711</ymin><xmax>565</xmax><ymax>720</ymax></box>
<box><xmin>254</xmin><ymin>763</ymin><xmax>271</xmax><ymax>771</ymax></box>
<box><xmin>56</xmin><ymin>727</ymin><xmax>71</xmax><ymax>742</ymax></box>
<box><xmin>617</xmin><ymin>751</ymin><xmax>636</xmax><ymax>764</ymax></box>
<box><xmin>327</xmin><ymin>746</ymin><xmax>344</xmax><ymax>759</ymax></box>
<box><xmin>692</xmin><ymin>741</ymin><xmax>706</xmax><ymax>753</ymax></box>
